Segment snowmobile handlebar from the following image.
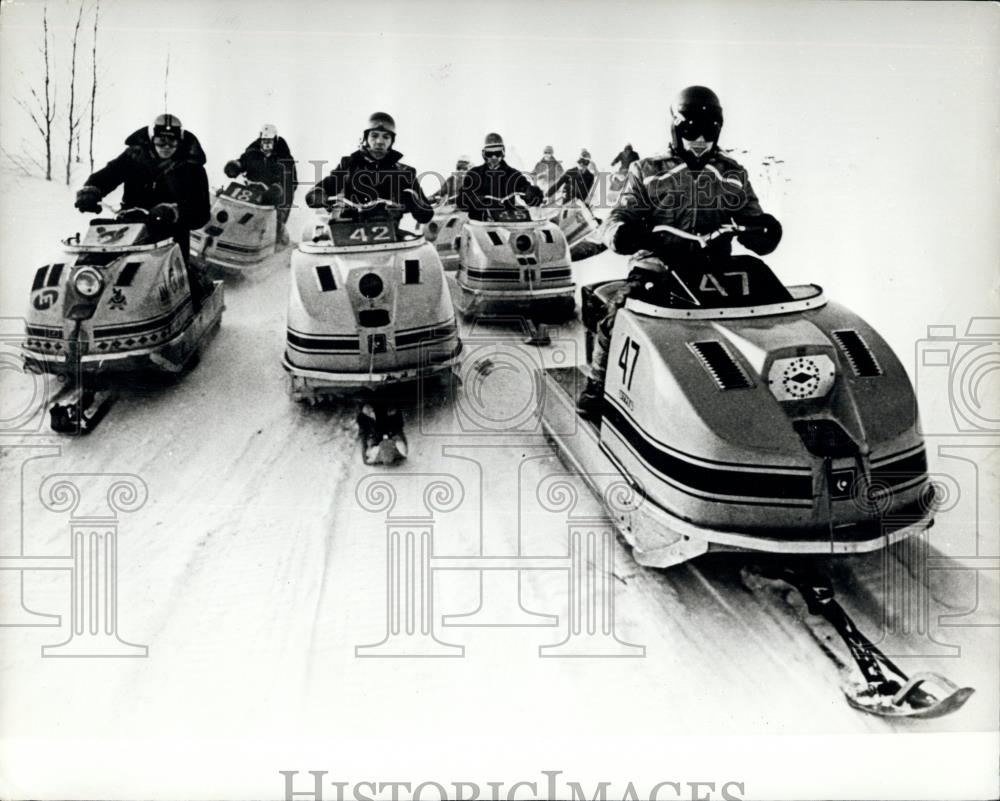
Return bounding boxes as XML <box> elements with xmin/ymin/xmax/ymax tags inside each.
<box><xmin>335</xmin><ymin>197</ymin><xmax>404</xmax><ymax>212</ymax></box>
<box><xmin>483</xmin><ymin>192</ymin><xmax>528</xmax><ymax>207</ymax></box>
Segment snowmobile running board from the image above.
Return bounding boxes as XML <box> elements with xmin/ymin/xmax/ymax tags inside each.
<box><xmin>743</xmin><ymin>567</ymin><xmax>974</xmax><ymax>719</ymax></box>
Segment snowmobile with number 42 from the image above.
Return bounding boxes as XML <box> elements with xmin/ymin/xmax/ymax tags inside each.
<box><xmin>282</xmin><ymin>197</ymin><xmax>462</xmax><ymax>464</ymax></box>
<box><xmin>22</xmin><ymin>207</ymin><xmax>224</xmax><ymax>433</ymax></box>
<box><xmin>539</xmin><ymin>240</ymin><xmax>974</xmax><ymax>719</ymax></box>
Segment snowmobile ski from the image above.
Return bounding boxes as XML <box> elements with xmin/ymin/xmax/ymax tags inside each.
<box><xmin>743</xmin><ymin>566</ymin><xmax>974</xmax><ymax>719</ymax></box>
<box><xmin>49</xmin><ymin>385</ymin><xmax>116</xmax><ymax>435</ymax></box>
<box><xmin>358</xmin><ymin>403</ymin><xmax>408</xmax><ymax>466</ymax></box>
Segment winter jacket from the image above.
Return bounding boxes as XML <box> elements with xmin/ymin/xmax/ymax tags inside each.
<box><xmin>611</xmin><ymin>148</ymin><xmax>640</xmax><ymax>170</ymax></box>
<box><xmin>235</xmin><ymin>136</ymin><xmax>297</xmax><ymax>208</ymax></box>
<box><xmin>85</xmin><ymin>127</ymin><xmax>210</xmax><ymax>233</ymax></box>
<box><xmin>305</xmin><ymin>148</ymin><xmax>433</xmax><ymax>224</ymax></box>
<box><xmin>532</xmin><ymin>158</ymin><xmax>564</xmax><ymax>189</ymax></box>
<box><xmin>545</xmin><ymin>166</ymin><xmax>595</xmax><ymax>203</ymax></box>
<box><xmin>430</xmin><ymin>171</ymin><xmax>468</xmax><ymax>204</ymax></box>
<box><xmin>604</xmin><ymin>145</ymin><xmax>770</xmax><ymax>260</ymax></box>
<box><xmin>456</xmin><ymin>160</ymin><xmax>543</xmax><ymax>220</ymax></box>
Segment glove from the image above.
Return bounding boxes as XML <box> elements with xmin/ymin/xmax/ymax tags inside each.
<box><xmin>305</xmin><ymin>188</ymin><xmax>327</xmax><ymax>209</ymax></box>
<box><xmin>149</xmin><ymin>203</ymin><xmax>179</xmax><ymax>226</ymax></box>
<box><xmin>224</xmin><ymin>160</ymin><xmax>243</xmax><ymax>179</ymax></box>
<box><xmin>735</xmin><ymin>212</ymin><xmax>782</xmax><ymax>255</ymax></box>
<box><xmin>524</xmin><ymin>185</ymin><xmax>544</xmax><ymax>207</ymax></box>
<box><xmin>402</xmin><ymin>188</ymin><xmax>433</xmax><ymax>224</ymax></box>
<box><xmin>74</xmin><ymin>186</ymin><xmax>102</xmax><ymax>213</ymax></box>
<box><xmin>263</xmin><ymin>183</ymin><xmax>284</xmax><ymax>206</ymax></box>
<box><xmin>610</xmin><ymin>222</ymin><xmax>658</xmax><ymax>255</ymax></box>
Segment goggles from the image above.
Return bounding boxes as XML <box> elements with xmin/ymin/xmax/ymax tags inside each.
<box><xmin>153</xmin><ymin>134</ymin><xmax>179</xmax><ymax>147</ymax></box>
<box><xmin>483</xmin><ymin>149</ymin><xmax>504</xmax><ymax>160</ymax></box>
<box><xmin>675</xmin><ymin>115</ymin><xmax>722</xmax><ymax>141</ymax></box>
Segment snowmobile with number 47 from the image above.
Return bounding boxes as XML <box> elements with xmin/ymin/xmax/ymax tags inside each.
<box><xmin>539</xmin><ymin>242</ymin><xmax>974</xmax><ymax>719</ymax></box>
<box><xmin>282</xmin><ymin>197</ymin><xmax>461</xmax><ymax>464</ymax></box>
<box><xmin>22</xmin><ymin>207</ymin><xmax>224</xmax><ymax>434</ymax></box>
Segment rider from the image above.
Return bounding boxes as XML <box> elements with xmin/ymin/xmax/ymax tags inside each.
<box><xmin>610</xmin><ymin>143</ymin><xmax>640</xmax><ymax>171</ymax></box>
<box><xmin>545</xmin><ymin>152</ymin><xmax>595</xmax><ymax>204</ymax></box>
<box><xmin>224</xmin><ymin>123</ymin><xmax>298</xmax><ymax>244</ymax></box>
<box><xmin>74</xmin><ymin>113</ymin><xmax>212</xmax><ymax>309</ymax></box>
<box><xmin>456</xmin><ymin>133</ymin><xmax>544</xmax><ymax>221</ymax></box>
<box><xmin>532</xmin><ymin>145</ymin><xmax>564</xmax><ymax>192</ymax></box>
<box><xmin>304</xmin><ymin>111</ymin><xmax>433</xmax><ymax>224</ymax></box>
<box><xmin>430</xmin><ymin>155</ymin><xmax>471</xmax><ymax>205</ymax></box>
<box><xmin>577</xmin><ymin>86</ymin><xmax>782</xmax><ymax>420</ymax></box>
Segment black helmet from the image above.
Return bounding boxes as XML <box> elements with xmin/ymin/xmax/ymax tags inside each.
<box><xmin>364</xmin><ymin>111</ymin><xmax>396</xmax><ymax>139</ymax></box>
<box><xmin>150</xmin><ymin>112</ymin><xmax>184</xmax><ymax>141</ymax></box>
<box><xmin>670</xmin><ymin>86</ymin><xmax>723</xmax><ymax>155</ymax></box>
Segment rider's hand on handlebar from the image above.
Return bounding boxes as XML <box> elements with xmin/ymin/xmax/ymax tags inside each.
<box><xmin>149</xmin><ymin>203</ymin><xmax>179</xmax><ymax>226</ymax></box>
<box><xmin>224</xmin><ymin>160</ymin><xmax>243</xmax><ymax>179</ymax></box>
<box><xmin>74</xmin><ymin>186</ymin><xmax>103</xmax><ymax>213</ymax></box>
<box><xmin>733</xmin><ymin>212</ymin><xmax>782</xmax><ymax>255</ymax></box>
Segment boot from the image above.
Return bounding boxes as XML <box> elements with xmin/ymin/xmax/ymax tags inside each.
<box><xmin>576</xmin><ymin>377</ymin><xmax>605</xmax><ymax>423</ymax></box>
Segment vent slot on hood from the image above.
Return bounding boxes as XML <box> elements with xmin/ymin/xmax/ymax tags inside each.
<box><xmin>832</xmin><ymin>329</ymin><xmax>882</xmax><ymax>377</ymax></box>
<box><xmin>689</xmin><ymin>340</ymin><xmax>753</xmax><ymax>390</ymax></box>
<box><xmin>487</xmin><ymin>231</ymin><xmax>504</xmax><ymax>247</ymax></box>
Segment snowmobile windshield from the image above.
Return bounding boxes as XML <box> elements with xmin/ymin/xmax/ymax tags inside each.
<box><xmin>483</xmin><ymin>206</ymin><xmax>531</xmax><ymax>223</ymax></box>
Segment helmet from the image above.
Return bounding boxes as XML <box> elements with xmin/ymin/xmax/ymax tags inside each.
<box><xmin>259</xmin><ymin>123</ymin><xmax>278</xmax><ymax>141</ymax></box>
<box><xmin>483</xmin><ymin>132</ymin><xmax>505</xmax><ymax>158</ymax></box>
<box><xmin>579</xmin><ymin>148</ymin><xmax>592</xmax><ymax>160</ymax></box>
<box><xmin>543</xmin><ymin>145</ymin><xmax>554</xmax><ymax>155</ymax></box>
<box><xmin>456</xmin><ymin>155</ymin><xmax>471</xmax><ymax>169</ymax></box>
<box><xmin>150</xmin><ymin>112</ymin><xmax>183</xmax><ymax>140</ymax></box>
<box><xmin>670</xmin><ymin>86</ymin><xmax>723</xmax><ymax>156</ymax></box>
<box><xmin>364</xmin><ymin>111</ymin><xmax>396</xmax><ymax>138</ymax></box>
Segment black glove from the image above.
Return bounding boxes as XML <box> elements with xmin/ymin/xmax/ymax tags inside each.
<box><xmin>224</xmin><ymin>160</ymin><xmax>243</xmax><ymax>179</ymax></box>
<box><xmin>611</xmin><ymin>222</ymin><xmax>658</xmax><ymax>255</ymax></box>
<box><xmin>402</xmin><ymin>188</ymin><xmax>433</xmax><ymax>224</ymax></box>
<box><xmin>735</xmin><ymin>212</ymin><xmax>782</xmax><ymax>255</ymax></box>
<box><xmin>74</xmin><ymin>186</ymin><xmax>102</xmax><ymax>213</ymax></box>
<box><xmin>305</xmin><ymin>188</ymin><xmax>327</xmax><ymax>209</ymax></box>
<box><xmin>149</xmin><ymin>203</ymin><xmax>179</xmax><ymax>226</ymax></box>
<box><xmin>524</xmin><ymin>185</ymin><xmax>544</xmax><ymax>207</ymax></box>
<box><xmin>263</xmin><ymin>183</ymin><xmax>284</xmax><ymax>206</ymax></box>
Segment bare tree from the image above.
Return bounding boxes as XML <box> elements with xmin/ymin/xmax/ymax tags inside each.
<box><xmin>64</xmin><ymin>0</ymin><xmax>87</xmax><ymax>184</ymax></box>
<box><xmin>15</xmin><ymin>4</ymin><xmax>57</xmax><ymax>180</ymax></box>
<box><xmin>88</xmin><ymin>0</ymin><xmax>101</xmax><ymax>172</ymax></box>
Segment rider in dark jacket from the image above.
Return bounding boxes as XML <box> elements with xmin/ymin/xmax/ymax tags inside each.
<box><xmin>610</xmin><ymin>143</ymin><xmax>640</xmax><ymax>171</ymax></box>
<box><xmin>305</xmin><ymin>112</ymin><xmax>433</xmax><ymax>224</ymax></box>
<box><xmin>224</xmin><ymin>123</ymin><xmax>297</xmax><ymax>243</ymax></box>
<box><xmin>75</xmin><ymin>113</ymin><xmax>212</xmax><ymax>307</ymax></box>
<box><xmin>578</xmin><ymin>88</ymin><xmax>782</xmax><ymax>420</ymax></box>
<box><xmin>545</xmin><ymin>155</ymin><xmax>596</xmax><ymax>204</ymax></box>
<box><xmin>456</xmin><ymin>133</ymin><xmax>544</xmax><ymax>221</ymax></box>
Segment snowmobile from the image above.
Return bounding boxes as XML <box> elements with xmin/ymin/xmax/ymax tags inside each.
<box><xmin>538</xmin><ymin>228</ymin><xmax>973</xmax><ymax>718</ymax></box>
<box><xmin>282</xmin><ymin>197</ymin><xmax>462</xmax><ymax>465</ymax></box>
<box><xmin>22</xmin><ymin>207</ymin><xmax>224</xmax><ymax>434</ymax></box>
<box><xmin>424</xmin><ymin>203</ymin><xmax>467</xmax><ymax>271</ymax></box>
<box><xmin>542</xmin><ymin>198</ymin><xmax>601</xmax><ymax>250</ymax></box>
<box><xmin>189</xmin><ymin>179</ymin><xmax>281</xmax><ymax>274</ymax></box>
<box><xmin>449</xmin><ymin>193</ymin><xmax>576</xmax><ymax>324</ymax></box>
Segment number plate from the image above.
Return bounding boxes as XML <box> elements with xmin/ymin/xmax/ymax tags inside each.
<box><xmin>222</xmin><ymin>182</ymin><xmax>266</xmax><ymax>204</ymax></box>
<box><xmin>329</xmin><ymin>221</ymin><xmax>398</xmax><ymax>247</ymax></box>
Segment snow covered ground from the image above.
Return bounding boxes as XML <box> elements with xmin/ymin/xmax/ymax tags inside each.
<box><xmin>1</xmin><ymin>2</ymin><xmax>998</xmax><ymax>800</ymax></box>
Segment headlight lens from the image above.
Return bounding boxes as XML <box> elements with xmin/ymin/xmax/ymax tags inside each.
<box><xmin>514</xmin><ymin>234</ymin><xmax>533</xmax><ymax>252</ymax></box>
<box><xmin>74</xmin><ymin>268</ymin><xmax>104</xmax><ymax>297</ymax></box>
<box><xmin>358</xmin><ymin>272</ymin><xmax>384</xmax><ymax>299</ymax></box>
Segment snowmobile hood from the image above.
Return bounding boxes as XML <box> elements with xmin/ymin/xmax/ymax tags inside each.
<box><xmin>124</xmin><ymin>127</ymin><xmax>207</xmax><ymax>166</ymax></box>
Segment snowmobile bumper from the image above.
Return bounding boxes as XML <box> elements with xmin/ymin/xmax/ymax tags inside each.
<box><xmin>539</xmin><ymin>365</ymin><xmax>934</xmax><ymax>569</ymax></box>
<box><xmin>282</xmin><ymin>343</ymin><xmax>462</xmax><ymax>399</ymax></box>
<box><xmin>450</xmin><ymin>275</ymin><xmax>575</xmax><ymax>316</ymax></box>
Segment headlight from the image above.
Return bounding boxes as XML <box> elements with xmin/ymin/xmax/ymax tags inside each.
<box><xmin>767</xmin><ymin>354</ymin><xmax>836</xmax><ymax>401</ymax></box>
<box><xmin>514</xmin><ymin>234</ymin><xmax>533</xmax><ymax>252</ymax></box>
<box><xmin>358</xmin><ymin>272</ymin><xmax>384</xmax><ymax>299</ymax></box>
<box><xmin>73</xmin><ymin>268</ymin><xmax>104</xmax><ymax>297</ymax></box>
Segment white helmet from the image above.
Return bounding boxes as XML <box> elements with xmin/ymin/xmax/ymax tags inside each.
<box><xmin>259</xmin><ymin>123</ymin><xmax>278</xmax><ymax>141</ymax></box>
